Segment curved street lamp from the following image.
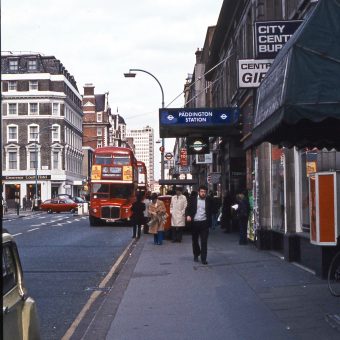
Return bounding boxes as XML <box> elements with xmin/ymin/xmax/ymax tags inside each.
<box><xmin>124</xmin><ymin>68</ymin><xmax>165</xmax><ymax>191</ymax></box>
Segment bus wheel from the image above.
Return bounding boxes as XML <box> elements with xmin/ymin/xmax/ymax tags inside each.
<box><xmin>47</xmin><ymin>209</ymin><xmax>53</xmax><ymax>214</ymax></box>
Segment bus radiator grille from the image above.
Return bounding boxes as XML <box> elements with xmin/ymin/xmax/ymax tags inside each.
<box><xmin>101</xmin><ymin>206</ymin><xmax>120</xmax><ymax>219</ymax></box>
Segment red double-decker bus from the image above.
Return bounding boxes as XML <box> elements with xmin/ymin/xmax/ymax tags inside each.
<box><xmin>89</xmin><ymin>147</ymin><xmax>138</xmax><ymax>226</ymax></box>
<box><xmin>137</xmin><ymin>161</ymin><xmax>148</xmax><ymax>197</ymax></box>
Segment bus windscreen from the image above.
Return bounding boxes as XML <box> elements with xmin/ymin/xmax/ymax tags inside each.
<box><xmin>92</xmin><ymin>183</ymin><xmax>134</xmax><ymax>199</ymax></box>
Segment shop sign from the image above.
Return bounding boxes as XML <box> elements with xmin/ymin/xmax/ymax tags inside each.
<box><xmin>180</xmin><ymin>148</ymin><xmax>188</xmax><ymax>166</ymax></box>
<box><xmin>255</xmin><ymin>20</ymin><xmax>302</xmax><ymax>59</ymax></box>
<box><xmin>196</xmin><ymin>153</ymin><xmax>213</xmax><ymax>164</ymax></box>
<box><xmin>178</xmin><ymin>166</ymin><xmax>191</xmax><ymax>174</ymax></box>
<box><xmin>238</xmin><ymin>59</ymin><xmax>273</xmax><ymax>88</ymax></box>
<box><xmin>207</xmin><ymin>172</ymin><xmax>221</xmax><ymax>184</ymax></box>
<box><xmin>2</xmin><ymin>175</ymin><xmax>51</xmax><ymax>180</ymax></box>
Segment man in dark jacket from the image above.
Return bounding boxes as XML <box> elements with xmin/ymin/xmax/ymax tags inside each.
<box><xmin>236</xmin><ymin>192</ymin><xmax>250</xmax><ymax>245</ymax></box>
<box><xmin>131</xmin><ymin>193</ymin><xmax>146</xmax><ymax>238</ymax></box>
<box><xmin>185</xmin><ymin>185</ymin><xmax>212</xmax><ymax>265</ymax></box>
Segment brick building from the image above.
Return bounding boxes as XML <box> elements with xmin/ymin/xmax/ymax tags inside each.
<box><xmin>1</xmin><ymin>52</ymin><xmax>84</xmax><ymax>208</ymax></box>
<box><xmin>82</xmin><ymin>83</ymin><xmax>111</xmax><ymax>150</ymax></box>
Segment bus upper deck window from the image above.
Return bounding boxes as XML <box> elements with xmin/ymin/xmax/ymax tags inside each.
<box><xmin>113</xmin><ymin>156</ymin><xmax>130</xmax><ymax>165</ymax></box>
<box><xmin>95</xmin><ymin>155</ymin><xmax>112</xmax><ymax>165</ymax></box>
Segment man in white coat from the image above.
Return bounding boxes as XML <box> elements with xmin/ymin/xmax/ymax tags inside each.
<box><xmin>170</xmin><ymin>187</ymin><xmax>188</xmax><ymax>243</ymax></box>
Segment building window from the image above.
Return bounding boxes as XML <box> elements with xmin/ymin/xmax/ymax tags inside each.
<box><xmin>52</xmin><ymin>125</ymin><xmax>60</xmax><ymax>141</ymax></box>
<box><xmin>8</xmin><ymin>81</ymin><xmax>17</xmax><ymax>91</ymax></box>
<box><xmin>8</xmin><ymin>126</ymin><xmax>18</xmax><ymax>141</ymax></box>
<box><xmin>97</xmin><ymin>140</ymin><xmax>103</xmax><ymax>148</ymax></box>
<box><xmin>28</xmin><ymin>59</ymin><xmax>37</xmax><ymax>71</ymax></box>
<box><xmin>29</xmin><ymin>125</ymin><xmax>39</xmax><ymax>141</ymax></box>
<box><xmin>9</xmin><ymin>60</ymin><xmax>18</xmax><ymax>71</ymax></box>
<box><xmin>29</xmin><ymin>80</ymin><xmax>38</xmax><ymax>90</ymax></box>
<box><xmin>97</xmin><ymin>112</ymin><xmax>102</xmax><ymax>122</ymax></box>
<box><xmin>52</xmin><ymin>103</ymin><xmax>59</xmax><ymax>116</ymax></box>
<box><xmin>8</xmin><ymin>151</ymin><xmax>18</xmax><ymax>170</ymax></box>
<box><xmin>29</xmin><ymin>103</ymin><xmax>38</xmax><ymax>115</ymax></box>
<box><xmin>52</xmin><ymin>151</ymin><xmax>59</xmax><ymax>169</ymax></box>
<box><xmin>8</xmin><ymin>103</ymin><xmax>17</xmax><ymax>115</ymax></box>
<box><xmin>97</xmin><ymin>128</ymin><xmax>102</xmax><ymax>136</ymax></box>
<box><xmin>30</xmin><ymin>151</ymin><xmax>38</xmax><ymax>170</ymax></box>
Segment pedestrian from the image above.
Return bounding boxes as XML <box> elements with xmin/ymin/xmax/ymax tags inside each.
<box><xmin>22</xmin><ymin>195</ymin><xmax>27</xmax><ymax>211</ymax></box>
<box><xmin>210</xmin><ymin>191</ymin><xmax>221</xmax><ymax>230</ymax></box>
<box><xmin>221</xmin><ymin>191</ymin><xmax>233</xmax><ymax>233</ymax></box>
<box><xmin>185</xmin><ymin>185</ymin><xmax>212</xmax><ymax>265</ymax></box>
<box><xmin>236</xmin><ymin>191</ymin><xmax>250</xmax><ymax>245</ymax></box>
<box><xmin>131</xmin><ymin>193</ymin><xmax>146</xmax><ymax>239</ymax></box>
<box><xmin>170</xmin><ymin>187</ymin><xmax>187</xmax><ymax>243</ymax></box>
<box><xmin>142</xmin><ymin>191</ymin><xmax>151</xmax><ymax>234</ymax></box>
<box><xmin>148</xmin><ymin>193</ymin><xmax>167</xmax><ymax>245</ymax></box>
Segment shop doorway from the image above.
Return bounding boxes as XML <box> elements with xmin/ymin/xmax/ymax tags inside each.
<box><xmin>5</xmin><ymin>184</ymin><xmax>21</xmax><ymax>209</ymax></box>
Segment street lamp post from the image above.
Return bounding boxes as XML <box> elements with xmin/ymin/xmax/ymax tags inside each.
<box><xmin>33</xmin><ymin>126</ymin><xmax>55</xmax><ymax>209</ymax></box>
<box><xmin>124</xmin><ymin>69</ymin><xmax>165</xmax><ymax>193</ymax></box>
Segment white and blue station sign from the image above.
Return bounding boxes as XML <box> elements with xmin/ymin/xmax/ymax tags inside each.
<box><xmin>159</xmin><ymin>107</ymin><xmax>240</xmax><ymax>138</ymax></box>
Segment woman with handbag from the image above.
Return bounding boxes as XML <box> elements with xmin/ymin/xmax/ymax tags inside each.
<box><xmin>148</xmin><ymin>193</ymin><xmax>167</xmax><ymax>245</ymax></box>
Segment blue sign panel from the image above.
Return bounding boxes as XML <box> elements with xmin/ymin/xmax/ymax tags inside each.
<box><xmin>159</xmin><ymin>107</ymin><xmax>240</xmax><ymax>138</ymax></box>
<box><xmin>160</xmin><ymin>107</ymin><xmax>239</xmax><ymax>126</ymax></box>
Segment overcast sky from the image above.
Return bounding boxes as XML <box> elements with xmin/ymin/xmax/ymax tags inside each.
<box><xmin>2</xmin><ymin>0</ymin><xmax>222</xmax><ymax>179</ymax></box>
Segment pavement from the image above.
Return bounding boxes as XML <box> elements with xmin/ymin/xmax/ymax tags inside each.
<box><xmin>3</xmin><ymin>210</ymin><xmax>340</xmax><ymax>339</ymax></box>
<box><xmin>2</xmin><ymin>208</ymin><xmax>42</xmax><ymax>220</ymax></box>
<box><xmin>79</xmin><ymin>227</ymin><xmax>340</xmax><ymax>340</ymax></box>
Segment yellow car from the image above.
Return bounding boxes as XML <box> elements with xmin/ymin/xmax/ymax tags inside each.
<box><xmin>2</xmin><ymin>231</ymin><xmax>41</xmax><ymax>340</ymax></box>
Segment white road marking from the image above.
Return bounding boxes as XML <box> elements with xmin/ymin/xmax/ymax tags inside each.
<box><xmin>61</xmin><ymin>239</ymin><xmax>134</xmax><ymax>340</ymax></box>
<box><xmin>27</xmin><ymin>228</ymin><xmax>40</xmax><ymax>232</ymax></box>
<box><xmin>12</xmin><ymin>233</ymin><xmax>23</xmax><ymax>237</ymax></box>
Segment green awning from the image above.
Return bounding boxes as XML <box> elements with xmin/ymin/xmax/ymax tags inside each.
<box><xmin>245</xmin><ymin>0</ymin><xmax>340</xmax><ymax>150</ymax></box>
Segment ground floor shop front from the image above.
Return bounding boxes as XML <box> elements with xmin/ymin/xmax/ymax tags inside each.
<box><xmin>246</xmin><ymin>145</ymin><xmax>340</xmax><ymax>278</ymax></box>
<box><xmin>2</xmin><ymin>174</ymin><xmax>85</xmax><ymax>209</ymax></box>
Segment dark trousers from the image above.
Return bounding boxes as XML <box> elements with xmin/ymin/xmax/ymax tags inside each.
<box><xmin>238</xmin><ymin>217</ymin><xmax>248</xmax><ymax>244</ymax></box>
<box><xmin>133</xmin><ymin>224</ymin><xmax>142</xmax><ymax>238</ymax></box>
<box><xmin>172</xmin><ymin>227</ymin><xmax>183</xmax><ymax>242</ymax></box>
<box><xmin>191</xmin><ymin>220</ymin><xmax>209</xmax><ymax>262</ymax></box>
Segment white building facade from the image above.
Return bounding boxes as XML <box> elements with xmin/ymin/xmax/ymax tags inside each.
<box><xmin>1</xmin><ymin>53</ymin><xmax>84</xmax><ymax>208</ymax></box>
<box><xmin>126</xmin><ymin>126</ymin><xmax>154</xmax><ymax>189</ymax></box>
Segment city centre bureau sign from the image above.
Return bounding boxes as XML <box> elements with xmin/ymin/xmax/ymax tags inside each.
<box><xmin>2</xmin><ymin>175</ymin><xmax>51</xmax><ymax>180</ymax></box>
<box><xmin>255</xmin><ymin>20</ymin><xmax>303</xmax><ymax>59</ymax></box>
<box><xmin>159</xmin><ymin>107</ymin><xmax>240</xmax><ymax>138</ymax></box>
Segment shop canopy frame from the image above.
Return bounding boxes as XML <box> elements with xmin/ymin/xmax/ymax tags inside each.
<box><xmin>245</xmin><ymin>0</ymin><xmax>340</xmax><ymax>151</ymax></box>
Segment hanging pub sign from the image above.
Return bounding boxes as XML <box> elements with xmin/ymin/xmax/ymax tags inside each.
<box><xmin>238</xmin><ymin>59</ymin><xmax>273</xmax><ymax>88</ymax></box>
<box><xmin>180</xmin><ymin>148</ymin><xmax>188</xmax><ymax>166</ymax></box>
<box><xmin>255</xmin><ymin>20</ymin><xmax>302</xmax><ymax>59</ymax></box>
<box><xmin>186</xmin><ymin>137</ymin><xmax>209</xmax><ymax>155</ymax></box>
<box><xmin>159</xmin><ymin>107</ymin><xmax>240</xmax><ymax>138</ymax></box>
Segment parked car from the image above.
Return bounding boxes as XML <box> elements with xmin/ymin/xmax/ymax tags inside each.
<box><xmin>40</xmin><ymin>198</ymin><xmax>78</xmax><ymax>214</ymax></box>
<box><xmin>71</xmin><ymin>196</ymin><xmax>87</xmax><ymax>204</ymax></box>
<box><xmin>2</xmin><ymin>231</ymin><xmax>41</xmax><ymax>340</ymax></box>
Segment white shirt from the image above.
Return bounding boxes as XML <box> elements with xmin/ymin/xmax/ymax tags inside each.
<box><xmin>194</xmin><ymin>197</ymin><xmax>206</xmax><ymax>221</ymax></box>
